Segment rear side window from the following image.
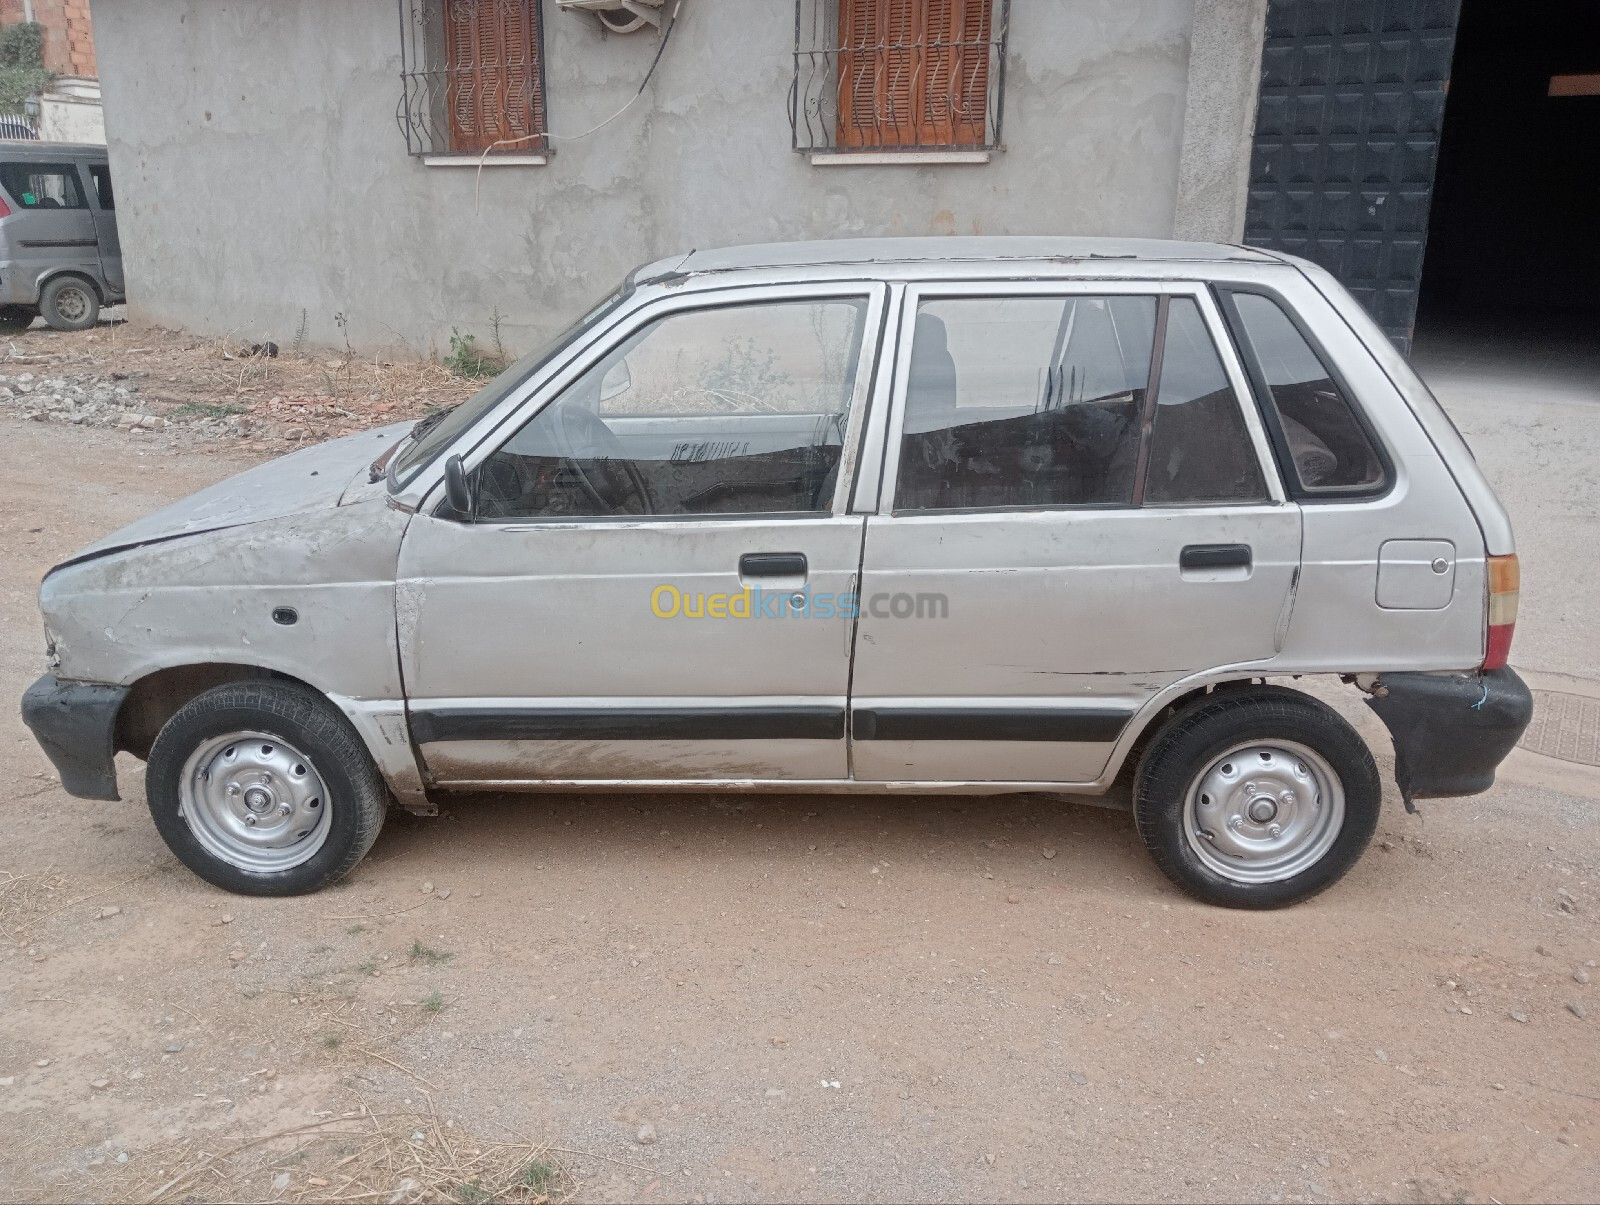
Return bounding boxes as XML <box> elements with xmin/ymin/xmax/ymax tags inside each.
<box><xmin>895</xmin><ymin>295</ymin><xmax>1156</xmax><ymax>510</ymax></box>
<box><xmin>1144</xmin><ymin>298</ymin><xmax>1268</xmax><ymax>505</ymax></box>
<box><xmin>0</xmin><ymin>162</ymin><xmax>88</xmax><ymax>210</ymax></box>
<box><xmin>1226</xmin><ymin>292</ymin><xmax>1386</xmax><ymax>494</ymax></box>
<box><xmin>893</xmin><ymin>294</ymin><xmax>1268</xmax><ymax>512</ymax></box>
<box><xmin>88</xmin><ymin>163</ymin><xmax>113</xmax><ymax>210</ymax></box>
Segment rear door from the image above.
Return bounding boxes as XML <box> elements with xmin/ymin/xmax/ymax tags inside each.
<box><xmin>81</xmin><ymin>159</ymin><xmax>122</xmax><ymax>295</ymax></box>
<box><xmin>849</xmin><ymin>281</ymin><xmax>1302</xmax><ymax>785</ymax></box>
<box><xmin>0</xmin><ymin>157</ymin><xmax>100</xmax><ymax>294</ymax></box>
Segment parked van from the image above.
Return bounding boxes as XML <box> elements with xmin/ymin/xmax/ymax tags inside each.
<box><xmin>0</xmin><ymin>141</ymin><xmax>122</xmax><ymax>332</ymax></box>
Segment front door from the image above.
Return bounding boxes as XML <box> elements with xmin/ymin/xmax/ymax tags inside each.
<box><xmin>849</xmin><ymin>283</ymin><xmax>1302</xmax><ymax>785</ymax></box>
<box><xmin>397</xmin><ymin>285</ymin><xmax>885</xmax><ymax>785</ymax></box>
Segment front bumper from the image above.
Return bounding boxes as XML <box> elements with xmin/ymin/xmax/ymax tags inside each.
<box><xmin>20</xmin><ymin>673</ymin><xmax>129</xmax><ymax>801</ymax></box>
<box><xmin>1365</xmin><ymin>667</ymin><xmax>1534</xmax><ymax>808</ymax></box>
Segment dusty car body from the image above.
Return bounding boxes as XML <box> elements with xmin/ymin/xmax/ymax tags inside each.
<box><xmin>22</xmin><ymin>237</ymin><xmax>1533</xmax><ymax>906</ymax></box>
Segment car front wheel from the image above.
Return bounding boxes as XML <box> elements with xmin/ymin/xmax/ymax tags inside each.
<box><xmin>146</xmin><ymin>681</ymin><xmax>388</xmax><ymax>895</ymax></box>
<box><xmin>1134</xmin><ymin>687</ymin><xmax>1381</xmax><ymax>908</ymax></box>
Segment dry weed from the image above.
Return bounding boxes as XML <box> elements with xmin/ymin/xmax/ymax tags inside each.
<box><xmin>122</xmin><ymin>1098</ymin><xmax>573</xmax><ymax>1204</ymax></box>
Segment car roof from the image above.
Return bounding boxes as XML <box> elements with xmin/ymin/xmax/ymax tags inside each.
<box><xmin>636</xmin><ymin>236</ymin><xmax>1286</xmax><ymax>282</ymax></box>
<box><xmin>0</xmin><ymin>140</ymin><xmax>108</xmax><ymax>158</ymax></box>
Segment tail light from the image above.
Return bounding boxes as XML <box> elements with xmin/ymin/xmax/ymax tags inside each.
<box><xmin>0</xmin><ymin>195</ymin><xmax>10</xmax><ymax>218</ymax></box>
<box><xmin>1484</xmin><ymin>553</ymin><xmax>1519</xmax><ymax>670</ymax></box>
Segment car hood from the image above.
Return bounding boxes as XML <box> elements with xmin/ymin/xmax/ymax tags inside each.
<box><xmin>56</xmin><ymin>422</ymin><xmax>414</xmax><ymax>568</ymax></box>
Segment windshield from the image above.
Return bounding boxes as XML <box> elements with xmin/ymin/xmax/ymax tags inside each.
<box><xmin>388</xmin><ymin>283</ymin><xmax>631</xmax><ymax>489</ymax></box>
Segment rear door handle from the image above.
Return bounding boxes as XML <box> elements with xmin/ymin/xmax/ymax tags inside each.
<box><xmin>739</xmin><ymin>552</ymin><xmax>808</xmax><ymax>578</ymax></box>
<box><xmin>1180</xmin><ymin>544</ymin><xmax>1252</xmax><ymax>570</ymax></box>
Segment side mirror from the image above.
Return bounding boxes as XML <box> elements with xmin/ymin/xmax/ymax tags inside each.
<box><xmin>442</xmin><ymin>454</ymin><xmax>475</xmax><ymax>520</ymax></box>
<box><xmin>599</xmin><ymin>358</ymin><xmax>632</xmax><ymax>404</ymax></box>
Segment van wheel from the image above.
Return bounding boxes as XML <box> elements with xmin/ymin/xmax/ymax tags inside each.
<box><xmin>1134</xmin><ymin>687</ymin><xmax>1381</xmax><ymax>909</ymax></box>
<box><xmin>146</xmin><ymin>681</ymin><xmax>388</xmax><ymax>896</ymax></box>
<box><xmin>39</xmin><ymin>275</ymin><xmax>100</xmax><ymax>331</ymax></box>
<box><xmin>0</xmin><ymin>304</ymin><xmax>34</xmax><ymax>332</ymax></box>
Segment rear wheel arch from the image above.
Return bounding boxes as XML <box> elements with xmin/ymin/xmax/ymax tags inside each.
<box><xmin>1109</xmin><ymin>678</ymin><xmax>1264</xmax><ymax>790</ymax></box>
<box><xmin>1131</xmin><ymin>682</ymin><xmax>1382</xmax><ymax>907</ymax></box>
<box><xmin>35</xmin><ymin>267</ymin><xmax>104</xmax><ymax>302</ymax></box>
<box><xmin>38</xmin><ymin>272</ymin><xmax>103</xmax><ymax>331</ymax></box>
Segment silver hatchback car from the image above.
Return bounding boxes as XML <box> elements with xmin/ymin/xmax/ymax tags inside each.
<box><xmin>22</xmin><ymin>238</ymin><xmax>1532</xmax><ymax>907</ymax></box>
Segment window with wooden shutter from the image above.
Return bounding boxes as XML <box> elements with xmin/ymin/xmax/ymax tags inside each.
<box><xmin>821</xmin><ymin>0</ymin><xmax>1002</xmax><ymax>152</ymax></box>
<box><xmin>398</xmin><ymin>0</ymin><xmax>550</xmax><ymax>158</ymax></box>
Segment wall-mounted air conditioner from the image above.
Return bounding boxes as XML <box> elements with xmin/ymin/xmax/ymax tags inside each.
<box><xmin>556</xmin><ymin>0</ymin><xmax>666</xmax><ymax>34</ymax></box>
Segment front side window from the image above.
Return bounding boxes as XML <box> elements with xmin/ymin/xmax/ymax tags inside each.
<box><xmin>389</xmin><ymin>284</ymin><xmax>629</xmax><ymax>487</ymax></box>
<box><xmin>398</xmin><ymin>0</ymin><xmax>548</xmax><ymax>156</ymax></box>
<box><xmin>476</xmin><ymin>298</ymin><xmax>869</xmax><ymax>520</ymax></box>
<box><xmin>894</xmin><ymin>294</ymin><xmax>1268</xmax><ymax>511</ymax></box>
<box><xmin>0</xmin><ymin>162</ymin><xmax>87</xmax><ymax>209</ymax></box>
<box><xmin>1227</xmin><ymin>291</ymin><xmax>1386</xmax><ymax>494</ymax></box>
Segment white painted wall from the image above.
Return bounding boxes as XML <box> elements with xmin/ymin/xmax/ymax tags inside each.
<box><xmin>38</xmin><ymin>78</ymin><xmax>105</xmax><ymax>144</ymax></box>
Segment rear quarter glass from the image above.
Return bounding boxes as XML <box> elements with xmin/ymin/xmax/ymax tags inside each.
<box><xmin>1220</xmin><ymin>288</ymin><xmax>1390</xmax><ymax>498</ymax></box>
<box><xmin>1290</xmin><ymin>256</ymin><xmax>1516</xmax><ymax>556</ymax></box>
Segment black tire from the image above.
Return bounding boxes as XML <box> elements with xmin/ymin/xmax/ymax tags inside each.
<box><xmin>146</xmin><ymin>681</ymin><xmax>388</xmax><ymax>896</ymax></box>
<box><xmin>1133</xmin><ymin>686</ymin><xmax>1381</xmax><ymax>909</ymax></box>
<box><xmin>0</xmin><ymin>304</ymin><xmax>35</xmax><ymax>333</ymax></box>
<box><xmin>39</xmin><ymin>275</ymin><xmax>100</xmax><ymax>332</ymax></box>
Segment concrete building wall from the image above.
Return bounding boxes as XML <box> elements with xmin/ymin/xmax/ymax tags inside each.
<box><xmin>92</xmin><ymin>0</ymin><xmax>1260</xmax><ymax>357</ymax></box>
<box><xmin>1173</xmin><ymin>0</ymin><xmax>1268</xmax><ymax>243</ymax></box>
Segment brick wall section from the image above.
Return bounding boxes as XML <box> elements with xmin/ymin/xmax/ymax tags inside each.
<box><xmin>0</xmin><ymin>0</ymin><xmax>97</xmax><ymax>77</ymax></box>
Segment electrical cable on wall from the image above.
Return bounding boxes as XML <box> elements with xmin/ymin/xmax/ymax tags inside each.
<box><xmin>473</xmin><ymin>0</ymin><xmax>684</xmax><ymax>206</ymax></box>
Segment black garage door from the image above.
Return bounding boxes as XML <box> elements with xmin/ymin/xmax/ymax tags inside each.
<box><xmin>1245</xmin><ymin>0</ymin><xmax>1462</xmax><ymax>354</ymax></box>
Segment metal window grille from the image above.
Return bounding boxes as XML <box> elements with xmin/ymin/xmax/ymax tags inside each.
<box><xmin>398</xmin><ymin>0</ymin><xmax>550</xmax><ymax>156</ymax></box>
<box><xmin>792</xmin><ymin>0</ymin><xmax>1008</xmax><ymax>153</ymax></box>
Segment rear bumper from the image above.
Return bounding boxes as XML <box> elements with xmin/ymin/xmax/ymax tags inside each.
<box><xmin>1365</xmin><ymin>667</ymin><xmax>1534</xmax><ymax>806</ymax></box>
<box><xmin>20</xmin><ymin>673</ymin><xmax>128</xmax><ymax>801</ymax></box>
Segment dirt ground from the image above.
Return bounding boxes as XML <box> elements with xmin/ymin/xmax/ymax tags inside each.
<box><xmin>1</xmin><ymin>319</ymin><xmax>1598</xmax><ymax>1204</ymax></box>
<box><xmin>0</xmin><ymin>311</ymin><xmax>482</xmax><ymax>453</ymax></box>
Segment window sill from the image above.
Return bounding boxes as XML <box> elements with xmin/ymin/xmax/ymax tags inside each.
<box><xmin>422</xmin><ymin>153</ymin><xmax>549</xmax><ymax>167</ymax></box>
<box><xmin>809</xmin><ymin>150</ymin><xmax>991</xmax><ymax>166</ymax></box>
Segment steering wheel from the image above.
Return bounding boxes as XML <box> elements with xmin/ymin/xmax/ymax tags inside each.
<box><xmin>551</xmin><ymin>403</ymin><xmax>655</xmax><ymax>516</ymax></box>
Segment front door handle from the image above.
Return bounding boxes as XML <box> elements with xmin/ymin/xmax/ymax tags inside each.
<box><xmin>739</xmin><ymin>552</ymin><xmax>808</xmax><ymax>578</ymax></box>
<box><xmin>1180</xmin><ymin>544</ymin><xmax>1252</xmax><ymax>570</ymax></box>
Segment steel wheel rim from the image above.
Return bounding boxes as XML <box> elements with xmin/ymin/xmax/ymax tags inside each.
<box><xmin>179</xmin><ymin>731</ymin><xmax>332</xmax><ymax>873</ymax></box>
<box><xmin>1182</xmin><ymin>739</ymin><xmax>1345</xmax><ymax>884</ymax></box>
<box><xmin>55</xmin><ymin>286</ymin><xmax>90</xmax><ymax>323</ymax></box>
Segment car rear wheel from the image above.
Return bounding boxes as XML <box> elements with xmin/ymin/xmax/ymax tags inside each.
<box><xmin>0</xmin><ymin>304</ymin><xmax>34</xmax><ymax>333</ymax></box>
<box><xmin>39</xmin><ymin>275</ymin><xmax>100</xmax><ymax>332</ymax></box>
<box><xmin>146</xmin><ymin>681</ymin><xmax>388</xmax><ymax>895</ymax></box>
<box><xmin>1134</xmin><ymin>687</ymin><xmax>1381</xmax><ymax>908</ymax></box>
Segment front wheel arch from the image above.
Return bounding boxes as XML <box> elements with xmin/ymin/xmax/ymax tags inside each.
<box><xmin>117</xmin><ymin>663</ymin><xmax>321</xmax><ymax>759</ymax></box>
<box><xmin>145</xmin><ymin>679</ymin><xmax>389</xmax><ymax>895</ymax></box>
